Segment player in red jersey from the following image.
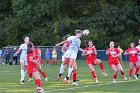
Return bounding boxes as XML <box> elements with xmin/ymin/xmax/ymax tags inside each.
<box><xmin>82</xmin><ymin>40</ymin><xmax>108</xmax><ymax>82</ymax></box>
<box><xmin>27</xmin><ymin>42</ymin><xmax>44</xmax><ymax>93</ymax></box>
<box><xmin>28</xmin><ymin>48</ymin><xmax>48</xmax><ymax>82</ymax></box>
<box><xmin>124</xmin><ymin>42</ymin><xmax>140</xmax><ymax>79</ymax></box>
<box><xmin>106</xmin><ymin>41</ymin><xmax>127</xmax><ymax>83</ymax></box>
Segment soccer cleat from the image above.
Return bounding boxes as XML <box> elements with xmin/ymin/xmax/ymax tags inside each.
<box><xmin>112</xmin><ymin>79</ymin><xmax>117</xmax><ymax>83</ymax></box>
<box><xmin>28</xmin><ymin>78</ymin><xmax>33</xmax><ymax>81</ymax></box>
<box><xmin>128</xmin><ymin>77</ymin><xmax>131</xmax><ymax>80</ymax></box>
<box><xmin>45</xmin><ymin>77</ymin><xmax>48</xmax><ymax>81</ymax></box>
<box><xmin>124</xmin><ymin>76</ymin><xmax>128</xmax><ymax>80</ymax></box>
<box><xmin>137</xmin><ymin>74</ymin><xmax>139</xmax><ymax>78</ymax></box>
<box><xmin>134</xmin><ymin>74</ymin><xmax>138</xmax><ymax>80</ymax></box>
<box><xmin>20</xmin><ymin>80</ymin><xmax>24</xmax><ymax>84</ymax></box>
<box><xmin>37</xmin><ymin>87</ymin><xmax>44</xmax><ymax>93</ymax></box>
<box><xmin>72</xmin><ymin>82</ymin><xmax>78</xmax><ymax>86</ymax></box>
<box><xmin>95</xmin><ymin>79</ymin><xmax>98</xmax><ymax>83</ymax></box>
<box><xmin>64</xmin><ymin>79</ymin><xmax>70</xmax><ymax>84</ymax></box>
<box><xmin>102</xmin><ymin>72</ymin><xmax>108</xmax><ymax>76</ymax></box>
<box><xmin>56</xmin><ymin>77</ymin><xmax>61</xmax><ymax>81</ymax></box>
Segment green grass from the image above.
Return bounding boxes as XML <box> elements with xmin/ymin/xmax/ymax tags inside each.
<box><xmin>0</xmin><ymin>60</ymin><xmax>139</xmax><ymax>93</ymax></box>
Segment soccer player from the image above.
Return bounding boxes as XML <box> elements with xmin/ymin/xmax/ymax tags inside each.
<box><xmin>82</xmin><ymin>40</ymin><xmax>108</xmax><ymax>82</ymax></box>
<box><xmin>62</xmin><ymin>30</ymin><xmax>85</xmax><ymax>86</ymax></box>
<box><xmin>14</xmin><ymin>37</ymin><xmax>29</xmax><ymax>84</ymax></box>
<box><xmin>28</xmin><ymin>48</ymin><xmax>48</xmax><ymax>82</ymax></box>
<box><xmin>27</xmin><ymin>42</ymin><xmax>44</xmax><ymax>93</ymax></box>
<box><xmin>106</xmin><ymin>41</ymin><xmax>127</xmax><ymax>83</ymax></box>
<box><xmin>45</xmin><ymin>48</ymin><xmax>51</xmax><ymax>65</ymax></box>
<box><xmin>124</xmin><ymin>42</ymin><xmax>140</xmax><ymax>79</ymax></box>
<box><xmin>52</xmin><ymin>47</ymin><xmax>58</xmax><ymax>65</ymax></box>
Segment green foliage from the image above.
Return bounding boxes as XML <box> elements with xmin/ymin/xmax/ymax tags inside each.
<box><xmin>0</xmin><ymin>0</ymin><xmax>140</xmax><ymax>49</ymax></box>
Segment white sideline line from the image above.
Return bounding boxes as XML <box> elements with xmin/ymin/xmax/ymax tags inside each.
<box><xmin>44</xmin><ymin>80</ymin><xmax>137</xmax><ymax>93</ymax></box>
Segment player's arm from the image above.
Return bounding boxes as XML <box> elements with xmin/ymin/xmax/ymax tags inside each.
<box><xmin>29</xmin><ymin>56</ymin><xmax>39</xmax><ymax>65</ymax></box>
<box><xmin>124</xmin><ymin>49</ymin><xmax>129</xmax><ymax>55</ymax></box>
<box><xmin>14</xmin><ymin>50</ymin><xmax>21</xmax><ymax>56</ymax></box>
<box><xmin>55</xmin><ymin>41</ymin><xmax>66</xmax><ymax>47</ymax></box>
<box><xmin>82</xmin><ymin>50</ymin><xmax>86</xmax><ymax>56</ymax></box>
<box><xmin>61</xmin><ymin>41</ymin><xmax>69</xmax><ymax>53</ymax></box>
<box><xmin>93</xmin><ymin>47</ymin><xmax>97</xmax><ymax>55</ymax></box>
<box><xmin>106</xmin><ymin>49</ymin><xmax>110</xmax><ymax>55</ymax></box>
<box><xmin>79</xmin><ymin>48</ymin><xmax>86</xmax><ymax>52</ymax></box>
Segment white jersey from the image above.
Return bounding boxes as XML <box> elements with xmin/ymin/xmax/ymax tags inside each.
<box><xmin>19</xmin><ymin>44</ymin><xmax>27</xmax><ymax>58</ymax></box>
<box><xmin>67</xmin><ymin>36</ymin><xmax>81</xmax><ymax>53</ymax></box>
<box><xmin>136</xmin><ymin>45</ymin><xmax>140</xmax><ymax>50</ymax></box>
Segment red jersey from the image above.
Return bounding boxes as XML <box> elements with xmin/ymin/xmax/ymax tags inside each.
<box><xmin>106</xmin><ymin>48</ymin><xmax>120</xmax><ymax>64</ymax></box>
<box><xmin>84</xmin><ymin>47</ymin><xmax>97</xmax><ymax>63</ymax></box>
<box><xmin>126</xmin><ymin>48</ymin><xmax>139</xmax><ymax>62</ymax></box>
<box><xmin>27</xmin><ymin>52</ymin><xmax>37</xmax><ymax>68</ymax></box>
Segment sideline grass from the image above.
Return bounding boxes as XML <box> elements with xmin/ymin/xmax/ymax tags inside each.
<box><xmin>0</xmin><ymin>60</ymin><xmax>139</xmax><ymax>93</ymax></box>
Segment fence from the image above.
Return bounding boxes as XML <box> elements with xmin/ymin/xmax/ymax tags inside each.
<box><xmin>1</xmin><ymin>46</ymin><xmax>129</xmax><ymax>62</ymax></box>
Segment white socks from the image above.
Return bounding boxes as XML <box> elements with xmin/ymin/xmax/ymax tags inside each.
<box><xmin>68</xmin><ymin>68</ymin><xmax>73</xmax><ymax>77</ymax></box>
<box><xmin>21</xmin><ymin>69</ymin><xmax>25</xmax><ymax>81</ymax></box>
<box><xmin>59</xmin><ymin>64</ymin><xmax>65</xmax><ymax>74</ymax></box>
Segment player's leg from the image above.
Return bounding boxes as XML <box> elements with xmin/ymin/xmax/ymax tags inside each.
<box><xmin>66</xmin><ymin>58</ymin><xmax>74</xmax><ymax>81</ymax></box>
<box><xmin>134</xmin><ymin>62</ymin><xmax>140</xmax><ymax>79</ymax></box>
<box><xmin>117</xmin><ymin>63</ymin><xmax>127</xmax><ymax>80</ymax></box>
<box><xmin>71</xmin><ymin>61</ymin><xmax>78</xmax><ymax>86</ymax></box>
<box><xmin>37</xmin><ymin>65</ymin><xmax>48</xmax><ymax>81</ymax></box>
<box><xmin>128</xmin><ymin>62</ymin><xmax>134</xmax><ymax>79</ymax></box>
<box><xmin>94</xmin><ymin>59</ymin><xmax>108</xmax><ymax>76</ymax></box>
<box><xmin>88</xmin><ymin>64</ymin><xmax>98</xmax><ymax>82</ymax></box>
<box><xmin>32</xmin><ymin>71</ymin><xmax>44</xmax><ymax>93</ymax></box>
<box><xmin>52</xmin><ymin>58</ymin><xmax>54</xmax><ymax>66</ymax></box>
<box><xmin>28</xmin><ymin>71</ymin><xmax>33</xmax><ymax>81</ymax></box>
<box><xmin>20</xmin><ymin>61</ymin><xmax>26</xmax><ymax>84</ymax></box>
<box><xmin>111</xmin><ymin>64</ymin><xmax>118</xmax><ymax>82</ymax></box>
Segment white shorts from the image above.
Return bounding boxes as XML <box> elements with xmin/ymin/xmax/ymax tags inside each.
<box><xmin>20</xmin><ymin>57</ymin><xmax>28</xmax><ymax>65</ymax></box>
<box><xmin>64</xmin><ymin>49</ymin><xmax>78</xmax><ymax>60</ymax></box>
<box><xmin>62</xmin><ymin>55</ymin><xmax>64</xmax><ymax>62</ymax></box>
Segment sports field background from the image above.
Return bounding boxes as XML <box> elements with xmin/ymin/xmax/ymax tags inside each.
<box><xmin>0</xmin><ymin>60</ymin><xmax>139</xmax><ymax>93</ymax></box>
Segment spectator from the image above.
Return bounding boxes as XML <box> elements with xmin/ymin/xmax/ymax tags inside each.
<box><xmin>118</xmin><ymin>45</ymin><xmax>124</xmax><ymax>67</ymax></box>
<box><xmin>5</xmin><ymin>49</ymin><xmax>10</xmax><ymax>64</ymax></box>
<box><xmin>13</xmin><ymin>47</ymin><xmax>18</xmax><ymax>65</ymax></box>
<box><xmin>52</xmin><ymin>47</ymin><xmax>58</xmax><ymax>66</ymax></box>
<box><xmin>45</xmin><ymin>48</ymin><xmax>51</xmax><ymax>65</ymax></box>
<box><xmin>0</xmin><ymin>49</ymin><xmax>3</xmax><ymax>65</ymax></box>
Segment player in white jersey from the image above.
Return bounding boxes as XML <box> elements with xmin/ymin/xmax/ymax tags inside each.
<box><xmin>136</xmin><ymin>39</ymin><xmax>140</xmax><ymax>61</ymax></box>
<box><xmin>14</xmin><ymin>37</ymin><xmax>29</xmax><ymax>84</ymax></box>
<box><xmin>63</xmin><ymin>30</ymin><xmax>85</xmax><ymax>86</ymax></box>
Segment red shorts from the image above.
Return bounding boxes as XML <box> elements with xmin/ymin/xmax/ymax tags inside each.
<box><xmin>27</xmin><ymin>66</ymin><xmax>37</xmax><ymax>74</ymax></box>
<box><xmin>108</xmin><ymin>59</ymin><xmax>119</xmax><ymax>67</ymax></box>
<box><xmin>86</xmin><ymin>58</ymin><xmax>96</xmax><ymax>65</ymax></box>
<box><xmin>129</xmin><ymin>59</ymin><xmax>138</xmax><ymax>63</ymax></box>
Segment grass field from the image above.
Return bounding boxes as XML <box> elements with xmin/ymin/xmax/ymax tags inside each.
<box><xmin>0</xmin><ymin>60</ymin><xmax>140</xmax><ymax>93</ymax></box>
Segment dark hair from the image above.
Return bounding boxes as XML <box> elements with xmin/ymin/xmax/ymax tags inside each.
<box><xmin>85</xmin><ymin>40</ymin><xmax>93</xmax><ymax>47</ymax></box>
<box><xmin>62</xmin><ymin>35</ymin><xmax>70</xmax><ymax>40</ymax></box>
<box><xmin>27</xmin><ymin>42</ymin><xmax>34</xmax><ymax>54</ymax></box>
<box><xmin>75</xmin><ymin>30</ymin><xmax>83</xmax><ymax>35</ymax></box>
<box><xmin>131</xmin><ymin>42</ymin><xmax>135</xmax><ymax>45</ymax></box>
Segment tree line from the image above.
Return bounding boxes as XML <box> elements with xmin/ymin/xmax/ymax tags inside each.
<box><xmin>0</xmin><ymin>0</ymin><xmax>140</xmax><ymax>49</ymax></box>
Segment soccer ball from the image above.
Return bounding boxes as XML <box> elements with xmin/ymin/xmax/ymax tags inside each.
<box><xmin>83</xmin><ymin>29</ymin><xmax>89</xmax><ymax>36</ymax></box>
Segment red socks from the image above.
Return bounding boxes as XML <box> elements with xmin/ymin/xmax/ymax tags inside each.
<box><xmin>52</xmin><ymin>61</ymin><xmax>54</xmax><ymax>66</ymax></box>
<box><xmin>41</xmin><ymin>71</ymin><xmax>47</xmax><ymax>78</ymax></box>
<box><xmin>120</xmin><ymin>70</ymin><xmax>124</xmax><ymax>76</ymax></box>
<box><xmin>36</xmin><ymin>79</ymin><xmax>41</xmax><ymax>87</ymax></box>
<box><xmin>73</xmin><ymin>71</ymin><xmax>77</xmax><ymax>81</ymax></box>
<box><xmin>129</xmin><ymin>69</ymin><xmax>133</xmax><ymax>77</ymax></box>
<box><xmin>56</xmin><ymin>61</ymin><xmax>58</xmax><ymax>65</ymax></box>
<box><xmin>99</xmin><ymin>63</ymin><xmax>104</xmax><ymax>72</ymax></box>
<box><xmin>46</xmin><ymin>60</ymin><xmax>50</xmax><ymax>64</ymax></box>
<box><xmin>28</xmin><ymin>71</ymin><xmax>32</xmax><ymax>78</ymax></box>
<box><xmin>91</xmin><ymin>71</ymin><xmax>97</xmax><ymax>79</ymax></box>
<box><xmin>113</xmin><ymin>72</ymin><xmax>117</xmax><ymax>79</ymax></box>
<box><xmin>135</xmin><ymin>67</ymin><xmax>139</xmax><ymax>75</ymax></box>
